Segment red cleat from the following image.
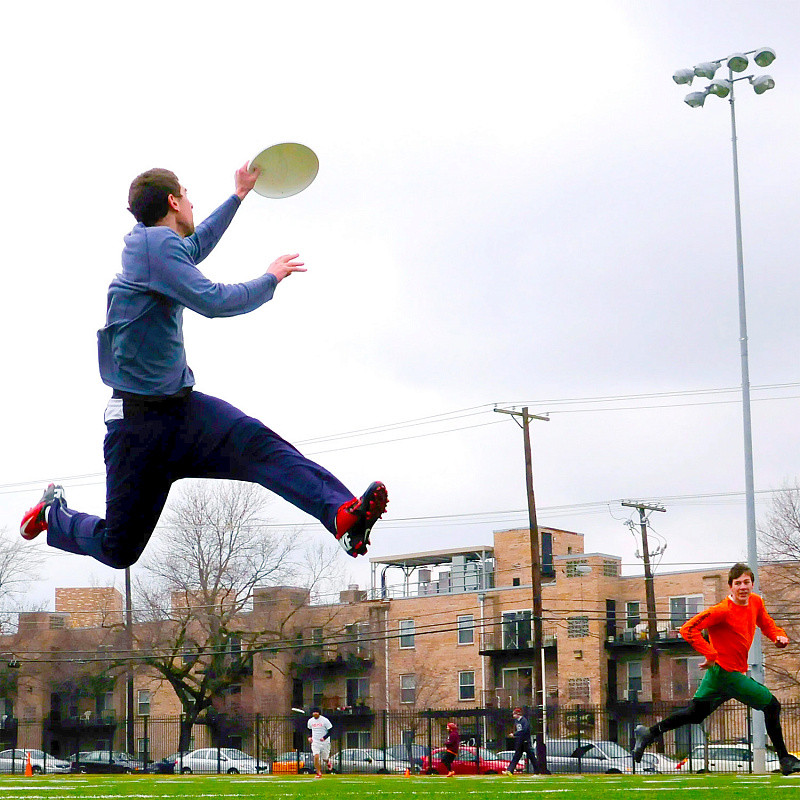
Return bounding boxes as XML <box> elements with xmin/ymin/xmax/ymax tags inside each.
<box><xmin>20</xmin><ymin>484</ymin><xmax>65</xmax><ymax>541</ymax></box>
<box><xmin>335</xmin><ymin>481</ymin><xmax>388</xmax><ymax>557</ymax></box>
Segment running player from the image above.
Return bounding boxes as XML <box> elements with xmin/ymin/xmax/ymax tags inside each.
<box><xmin>632</xmin><ymin>563</ymin><xmax>800</xmax><ymax>776</ymax></box>
<box><xmin>308</xmin><ymin>707</ymin><xmax>333</xmax><ymax>778</ymax></box>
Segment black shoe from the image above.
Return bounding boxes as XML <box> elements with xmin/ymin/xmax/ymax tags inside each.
<box><xmin>335</xmin><ymin>482</ymin><xmax>388</xmax><ymax>557</ymax></box>
<box><xmin>780</xmin><ymin>755</ymin><xmax>800</xmax><ymax>775</ymax></box>
<box><xmin>632</xmin><ymin>725</ymin><xmax>654</xmax><ymax>763</ymax></box>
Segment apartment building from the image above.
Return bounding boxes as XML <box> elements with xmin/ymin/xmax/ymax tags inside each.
<box><xmin>1</xmin><ymin>528</ymin><xmax>796</xmax><ymax>755</ymax></box>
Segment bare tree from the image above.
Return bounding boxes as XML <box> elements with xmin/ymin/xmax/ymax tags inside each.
<box><xmin>0</xmin><ymin>527</ymin><xmax>46</xmax><ymax>631</ymax></box>
<box><xmin>127</xmin><ymin>479</ymin><xmax>346</xmax><ymax>750</ymax></box>
<box><xmin>758</xmin><ymin>482</ymin><xmax>800</xmax><ymax>690</ymax></box>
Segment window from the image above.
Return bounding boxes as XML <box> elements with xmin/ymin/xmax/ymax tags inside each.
<box><xmin>400</xmin><ymin>674</ymin><xmax>416</xmax><ymax>704</ymax></box>
<box><xmin>458</xmin><ymin>671</ymin><xmax>476</xmax><ymax>701</ymax></box>
<box><xmin>312</xmin><ymin>680</ymin><xmax>324</xmax><ymax>708</ymax></box>
<box><xmin>512</xmin><ymin>577</ymin><xmax>521</xmax><ymax>587</ymax></box>
<box><xmin>670</xmin><ymin>595</ymin><xmax>703</xmax><ymax>629</ymax></box>
<box><xmin>567</xmin><ymin>616</ymin><xmax>589</xmax><ymax>638</ymax></box>
<box><xmin>345</xmin><ymin>730</ymin><xmax>371</xmax><ymax>748</ymax></box>
<box><xmin>457</xmin><ymin>615</ymin><xmax>474</xmax><ymax>645</ymax></box>
<box><xmin>565</xmin><ymin>560</ymin><xmax>588</xmax><ymax>578</ymax></box>
<box><xmin>346</xmin><ymin>677</ymin><xmax>370</xmax><ymax>706</ymax></box>
<box><xmin>229</xmin><ymin>636</ymin><xmax>241</xmax><ymax>657</ymax></box>
<box><xmin>399</xmin><ymin>620</ymin><xmax>415</xmax><ymax>649</ymax></box>
<box><xmin>671</xmin><ymin>657</ymin><xmax>704</xmax><ymax>700</ymax></box>
<box><xmin>137</xmin><ymin>689</ymin><xmax>151</xmax><ymax>717</ymax></box>
<box><xmin>502</xmin><ymin>611</ymin><xmax>532</xmax><ymax>649</ymax></box>
<box><xmin>568</xmin><ymin>678</ymin><xmax>590</xmax><ymax>700</ymax></box>
<box><xmin>627</xmin><ymin>661</ymin><xmax>643</xmax><ymax>696</ymax></box>
<box><xmin>136</xmin><ymin>737</ymin><xmax>149</xmax><ymax>761</ymax></box>
<box><xmin>311</xmin><ymin>628</ymin><xmax>324</xmax><ymax>645</ymax></box>
<box><xmin>49</xmin><ymin>615</ymin><xmax>67</xmax><ymax>630</ymax></box>
<box><xmin>626</xmin><ymin>601</ymin><xmax>641</xmax><ymax>629</ymax></box>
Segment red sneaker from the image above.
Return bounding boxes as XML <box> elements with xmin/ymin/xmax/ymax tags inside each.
<box><xmin>20</xmin><ymin>484</ymin><xmax>65</xmax><ymax>541</ymax></box>
<box><xmin>335</xmin><ymin>481</ymin><xmax>388</xmax><ymax>557</ymax></box>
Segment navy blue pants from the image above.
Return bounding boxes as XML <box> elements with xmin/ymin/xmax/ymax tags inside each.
<box><xmin>47</xmin><ymin>392</ymin><xmax>355</xmax><ymax>569</ymax></box>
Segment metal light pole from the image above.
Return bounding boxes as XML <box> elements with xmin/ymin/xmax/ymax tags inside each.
<box><xmin>674</xmin><ymin>46</ymin><xmax>776</xmax><ymax>772</ymax></box>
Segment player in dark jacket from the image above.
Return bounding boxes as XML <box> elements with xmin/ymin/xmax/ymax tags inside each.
<box><xmin>504</xmin><ymin>708</ymin><xmax>537</xmax><ymax>774</ymax></box>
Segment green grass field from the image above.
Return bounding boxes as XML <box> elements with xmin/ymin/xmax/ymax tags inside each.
<box><xmin>1</xmin><ymin>773</ymin><xmax>799</xmax><ymax>800</ymax></box>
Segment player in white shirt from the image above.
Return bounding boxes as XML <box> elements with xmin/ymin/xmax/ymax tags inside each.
<box><xmin>307</xmin><ymin>707</ymin><xmax>333</xmax><ymax>778</ymax></box>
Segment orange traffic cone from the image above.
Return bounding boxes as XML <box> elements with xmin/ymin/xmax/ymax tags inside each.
<box><xmin>24</xmin><ymin>752</ymin><xmax>32</xmax><ymax>777</ymax></box>
<box><xmin>404</xmin><ymin>768</ymin><xmax>410</xmax><ymax>777</ymax></box>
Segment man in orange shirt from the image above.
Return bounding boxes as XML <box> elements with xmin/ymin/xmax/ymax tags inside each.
<box><xmin>632</xmin><ymin>563</ymin><xmax>800</xmax><ymax>775</ymax></box>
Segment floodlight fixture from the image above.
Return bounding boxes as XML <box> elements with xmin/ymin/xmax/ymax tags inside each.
<box><xmin>673</xmin><ymin>68</ymin><xmax>694</xmax><ymax>85</ymax></box>
<box><xmin>754</xmin><ymin>47</ymin><xmax>776</xmax><ymax>67</ymax></box>
<box><xmin>684</xmin><ymin>90</ymin><xmax>708</xmax><ymax>108</ymax></box>
<box><xmin>727</xmin><ymin>53</ymin><xmax>749</xmax><ymax>73</ymax></box>
<box><xmin>751</xmin><ymin>75</ymin><xmax>775</xmax><ymax>95</ymax></box>
<box><xmin>694</xmin><ymin>61</ymin><xmax>720</xmax><ymax>79</ymax></box>
<box><xmin>707</xmin><ymin>79</ymin><xmax>732</xmax><ymax>98</ymax></box>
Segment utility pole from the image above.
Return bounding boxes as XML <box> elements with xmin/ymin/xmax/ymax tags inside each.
<box><xmin>621</xmin><ymin>501</ymin><xmax>666</xmax><ymax>706</ymax></box>
<box><xmin>495</xmin><ymin>406</ymin><xmax>549</xmax><ymax>772</ymax></box>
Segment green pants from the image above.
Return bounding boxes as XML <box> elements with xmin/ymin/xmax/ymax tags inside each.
<box><xmin>694</xmin><ymin>663</ymin><xmax>774</xmax><ymax>710</ymax></box>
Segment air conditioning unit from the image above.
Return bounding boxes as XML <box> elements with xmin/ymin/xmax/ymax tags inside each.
<box><xmin>622</xmin><ymin>630</ymin><xmax>635</xmax><ymax>642</ymax></box>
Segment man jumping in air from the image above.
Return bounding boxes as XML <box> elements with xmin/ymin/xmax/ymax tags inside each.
<box><xmin>21</xmin><ymin>162</ymin><xmax>387</xmax><ymax>567</ymax></box>
<box><xmin>632</xmin><ymin>562</ymin><xmax>800</xmax><ymax>776</ymax></box>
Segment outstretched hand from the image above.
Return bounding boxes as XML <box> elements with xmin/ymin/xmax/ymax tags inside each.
<box><xmin>776</xmin><ymin>635</ymin><xmax>789</xmax><ymax>649</ymax></box>
<box><xmin>268</xmin><ymin>253</ymin><xmax>306</xmax><ymax>282</ymax></box>
<box><xmin>235</xmin><ymin>162</ymin><xmax>260</xmax><ymax>200</ymax></box>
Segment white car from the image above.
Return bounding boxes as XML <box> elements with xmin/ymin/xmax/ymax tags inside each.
<box><xmin>0</xmin><ymin>748</ymin><xmax>71</xmax><ymax>774</ymax></box>
<box><xmin>677</xmin><ymin>744</ymin><xmax>781</xmax><ymax>773</ymax></box>
<box><xmin>177</xmin><ymin>747</ymin><xmax>267</xmax><ymax>774</ymax></box>
<box><xmin>646</xmin><ymin>752</ymin><xmax>680</xmax><ymax>773</ymax></box>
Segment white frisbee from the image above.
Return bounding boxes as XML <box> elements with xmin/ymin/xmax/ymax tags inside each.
<box><xmin>249</xmin><ymin>143</ymin><xmax>319</xmax><ymax>198</ymax></box>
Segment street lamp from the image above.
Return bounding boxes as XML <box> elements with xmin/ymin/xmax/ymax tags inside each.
<box><xmin>673</xmin><ymin>46</ymin><xmax>776</xmax><ymax>772</ymax></box>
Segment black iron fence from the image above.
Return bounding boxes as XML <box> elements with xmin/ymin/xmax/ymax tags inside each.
<box><xmin>2</xmin><ymin>700</ymin><xmax>800</xmax><ymax>775</ymax></box>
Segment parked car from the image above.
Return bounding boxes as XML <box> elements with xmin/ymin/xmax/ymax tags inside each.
<box><xmin>177</xmin><ymin>747</ymin><xmax>267</xmax><ymax>774</ymax></box>
<box><xmin>0</xmin><ymin>748</ymin><xmax>70</xmax><ymax>774</ymax></box>
<box><xmin>271</xmin><ymin>751</ymin><xmax>315</xmax><ymax>774</ymax></box>
<box><xmin>544</xmin><ymin>739</ymin><xmax>656</xmax><ymax>774</ymax></box>
<box><xmin>145</xmin><ymin>752</ymin><xmax>192</xmax><ymax>774</ymax></box>
<box><xmin>646</xmin><ymin>752</ymin><xmax>680</xmax><ymax>773</ymax></box>
<box><xmin>70</xmin><ymin>750</ymin><xmax>145</xmax><ymax>774</ymax></box>
<box><xmin>677</xmin><ymin>744</ymin><xmax>781</xmax><ymax>773</ymax></box>
<box><xmin>385</xmin><ymin>744</ymin><xmax>430</xmax><ymax>770</ymax></box>
<box><xmin>423</xmin><ymin>746</ymin><xmax>511</xmax><ymax>775</ymax></box>
<box><xmin>330</xmin><ymin>748</ymin><xmax>412</xmax><ymax>774</ymax></box>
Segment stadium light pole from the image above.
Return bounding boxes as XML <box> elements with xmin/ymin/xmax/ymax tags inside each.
<box><xmin>673</xmin><ymin>46</ymin><xmax>776</xmax><ymax>773</ymax></box>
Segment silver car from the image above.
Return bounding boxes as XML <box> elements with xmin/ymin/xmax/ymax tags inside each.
<box><xmin>677</xmin><ymin>744</ymin><xmax>781</xmax><ymax>773</ymax></box>
<box><xmin>544</xmin><ymin>738</ymin><xmax>657</xmax><ymax>774</ymax></box>
<box><xmin>331</xmin><ymin>748</ymin><xmax>412</xmax><ymax>774</ymax></box>
<box><xmin>177</xmin><ymin>747</ymin><xmax>267</xmax><ymax>774</ymax></box>
<box><xmin>0</xmin><ymin>748</ymin><xmax>71</xmax><ymax>774</ymax></box>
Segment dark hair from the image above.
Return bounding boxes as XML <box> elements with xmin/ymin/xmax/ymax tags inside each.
<box><xmin>128</xmin><ymin>168</ymin><xmax>182</xmax><ymax>226</ymax></box>
<box><xmin>728</xmin><ymin>562</ymin><xmax>755</xmax><ymax>585</ymax></box>
<box><xmin>310</xmin><ymin>706</ymin><xmax>321</xmax><ymax>714</ymax></box>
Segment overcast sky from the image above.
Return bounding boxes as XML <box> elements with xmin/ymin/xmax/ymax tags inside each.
<box><xmin>3</xmin><ymin>1</ymin><xmax>800</xmax><ymax>608</ymax></box>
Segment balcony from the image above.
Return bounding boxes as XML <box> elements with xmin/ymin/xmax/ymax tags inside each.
<box><xmin>605</xmin><ymin>625</ymin><xmax>689</xmax><ymax>651</ymax></box>
<box><xmin>46</xmin><ymin>710</ymin><xmax>117</xmax><ymax>731</ymax></box>
<box><xmin>293</xmin><ymin>641</ymin><xmax>374</xmax><ymax>674</ymax></box>
<box><xmin>478</xmin><ymin>625</ymin><xmax>558</xmax><ymax>658</ymax></box>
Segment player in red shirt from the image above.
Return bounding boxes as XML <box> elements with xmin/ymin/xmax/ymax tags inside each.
<box><xmin>632</xmin><ymin>563</ymin><xmax>800</xmax><ymax>775</ymax></box>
